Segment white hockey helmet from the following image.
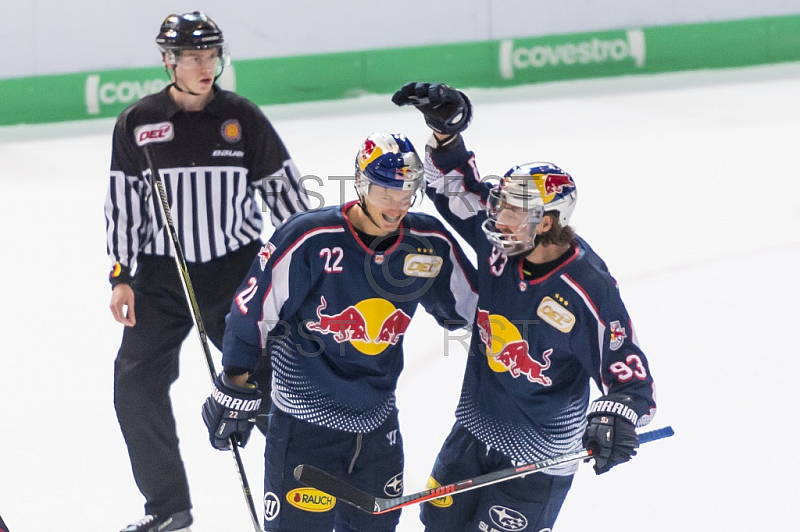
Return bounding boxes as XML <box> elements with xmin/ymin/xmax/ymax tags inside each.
<box><xmin>481</xmin><ymin>162</ymin><xmax>577</xmax><ymax>256</ymax></box>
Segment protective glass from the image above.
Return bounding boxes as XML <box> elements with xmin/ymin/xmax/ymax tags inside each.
<box><xmin>166</xmin><ymin>46</ymin><xmax>231</xmax><ymax>74</ymax></box>
<box><xmin>365</xmin><ymin>186</ymin><xmax>418</xmax><ymax>211</ymax></box>
<box><xmin>481</xmin><ymin>187</ymin><xmax>544</xmax><ymax>256</ymax></box>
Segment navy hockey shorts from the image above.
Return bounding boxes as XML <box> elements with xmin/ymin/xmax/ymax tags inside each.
<box><xmin>420</xmin><ymin>421</ymin><xmax>573</xmax><ymax>532</ymax></box>
<box><xmin>263</xmin><ymin>406</ymin><xmax>404</xmax><ymax>532</ymax></box>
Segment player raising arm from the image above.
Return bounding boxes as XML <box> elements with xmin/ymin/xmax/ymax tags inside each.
<box><xmin>202</xmin><ymin>133</ymin><xmax>478</xmax><ymax>531</ymax></box>
<box><xmin>393</xmin><ymin>82</ymin><xmax>657</xmax><ymax>531</ymax></box>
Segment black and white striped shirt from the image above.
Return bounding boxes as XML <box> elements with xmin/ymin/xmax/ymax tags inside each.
<box><xmin>105</xmin><ymin>86</ymin><xmax>309</xmax><ymax>280</ymax></box>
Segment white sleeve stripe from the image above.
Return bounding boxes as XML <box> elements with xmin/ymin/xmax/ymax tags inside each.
<box><xmin>560</xmin><ymin>273</ymin><xmax>606</xmax><ymax>382</ymax></box>
<box><xmin>431</xmin><ymin>170</ymin><xmax>484</xmax><ymax>221</ymax></box>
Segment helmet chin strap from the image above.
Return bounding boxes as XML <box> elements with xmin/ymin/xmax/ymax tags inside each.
<box><xmin>165</xmin><ymin>61</ymin><xmax>226</xmax><ymax>98</ymax></box>
<box><xmin>165</xmin><ymin>65</ymin><xmax>201</xmax><ymax>97</ymax></box>
<box><xmin>170</xmin><ymin>81</ymin><xmax>201</xmax><ymax>97</ymax></box>
<box><xmin>356</xmin><ymin>193</ymin><xmax>384</xmax><ymax>231</ymax></box>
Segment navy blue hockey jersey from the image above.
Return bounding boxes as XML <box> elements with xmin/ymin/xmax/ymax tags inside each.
<box><xmin>222</xmin><ymin>202</ymin><xmax>478</xmax><ymax>433</ymax></box>
<box><xmin>425</xmin><ymin>139</ymin><xmax>656</xmax><ymax>474</ymax></box>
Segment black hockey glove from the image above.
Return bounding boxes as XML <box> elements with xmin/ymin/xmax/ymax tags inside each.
<box><xmin>582</xmin><ymin>394</ymin><xmax>640</xmax><ymax>475</ymax></box>
<box><xmin>392</xmin><ymin>82</ymin><xmax>472</xmax><ymax>135</ymax></box>
<box><xmin>202</xmin><ymin>372</ymin><xmax>263</xmax><ymax>450</ymax></box>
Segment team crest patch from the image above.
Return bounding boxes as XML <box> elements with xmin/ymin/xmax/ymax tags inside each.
<box><xmin>609</xmin><ymin>320</ymin><xmax>627</xmax><ymax>351</ymax></box>
<box><xmin>221</xmin><ymin>119</ymin><xmax>242</xmax><ymax>143</ymax></box>
<box><xmin>259</xmin><ymin>242</ymin><xmax>276</xmax><ymax>271</ymax></box>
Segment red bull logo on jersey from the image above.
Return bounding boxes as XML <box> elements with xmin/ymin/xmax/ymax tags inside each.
<box><xmin>375</xmin><ymin>309</ymin><xmax>412</xmax><ymax>345</ymax></box>
<box><xmin>306</xmin><ymin>296</ymin><xmax>412</xmax><ymax>355</ymax></box>
<box><xmin>496</xmin><ymin>344</ymin><xmax>552</xmax><ymax>385</ymax></box>
<box><xmin>609</xmin><ymin>320</ymin><xmax>627</xmax><ymax>351</ymax></box>
<box><xmin>476</xmin><ymin>309</ymin><xmax>493</xmax><ymax>347</ymax></box>
<box><xmin>307</xmin><ymin>296</ymin><xmax>372</xmax><ymax>342</ymax></box>
<box><xmin>258</xmin><ymin>242</ymin><xmax>276</xmax><ymax>271</ymax></box>
<box><xmin>479</xmin><ymin>310</ymin><xmax>553</xmax><ymax>386</ymax></box>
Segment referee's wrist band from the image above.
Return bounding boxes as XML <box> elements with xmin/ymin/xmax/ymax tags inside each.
<box><xmin>109</xmin><ymin>262</ymin><xmax>133</xmax><ymax>286</ymax></box>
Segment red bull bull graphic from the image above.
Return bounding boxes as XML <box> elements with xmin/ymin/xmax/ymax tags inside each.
<box><xmin>495</xmin><ymin>344</ymin><xmax>552</xmax><ymax>385</ymax></box>
<box><xmin>531</xmin><ymin>172</ymin><xmax>576</xmax><ymax>203</ymax></box>
<box><xmin>258</xmin><ymin>242</ymin><xmax>276</xmax><ymax>271</ymax></box>
<box><xmin>306</xmin><ymin>296</ymin><xmax>413</xmax><ymax>355</ymax></box>
<box><xmin>375</xmin><ymin>309</ymin><xmax>412</xmax><ymax>345</ymax></box>
<box><xmin>307</xmin><ymin>296</ymin><xmax>371</xmax><ymax>343</ymax></box>
<box><xmin>476</xmin><ymin>309</ymin><xmax>493</xmax><ymax>347</ymax></box>
<box><xmin>543</xmin><ymin>173</ymin><xmax>575</xmax><ymax>196</ymax></box>
<box><xmin>480</xmin><ymin>311</ymin><xmax>553</xmax><ymax>386</ymax></box>
<box><xmin>358</xmin><ymin>138</ymin><xmax>379</xmax><ymax>170</ymax></box>
<box><xmin>609</xmin><ymin>320</ymin><xmax>627</xmax><ymax>351</ymax></box>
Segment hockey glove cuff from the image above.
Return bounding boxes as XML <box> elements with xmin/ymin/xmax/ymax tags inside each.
<box><xmin>582</xmin><ymin>394</ymin><xmax>640</xmax><ymax>475</ymax></box>
<box><xmin>392</xmin><ymin>82</ymin><xmax>473</xmax><ymax>135</ymax></box>
<box><xmin>426</xmin><ymin>132</ymin><xmax>464</xmax><ymax>152</ymax></box>
<box><xmin>202</xmin><ymin>372</ymin><xmax>262</xmax><ymax>450</ymax></box>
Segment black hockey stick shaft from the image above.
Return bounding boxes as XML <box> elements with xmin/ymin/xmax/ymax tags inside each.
<box><xmin>142</xmin><ymin>144</ymin><xmax>263</xmax><ymax>532</ymax></box>
<box><xmin>295</xmin><ymin>425</ymin><xmax>674</xmax><ymax>515</ymax></box>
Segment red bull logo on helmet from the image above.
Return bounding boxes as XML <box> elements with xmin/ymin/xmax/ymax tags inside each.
<box><xmin>306</xmin><ymin>296</ymin><xmax>412</xmax><ymax>355</ymax></box>
<box><xmin>543</xmin><ymin>173</ymin><xmax>575</xmax><ymax>196</ymax></box>
<box><xmin>358</xmin><ymin>138</ymin><xmax>380</xmax><ymax>171</ymax></box>
<box><xmin>531</xmin><ymin>172</ymin><xmax>576</xmax><ymax>203</ymax></box>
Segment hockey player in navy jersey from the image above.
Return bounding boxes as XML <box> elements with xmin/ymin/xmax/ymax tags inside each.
<box><xmin>392</xmin><ymin>82</ymin><xmax>657</xmax><ymax>531</ymax></box>
<box><xmin>202</xmin><ymin>133</ymin><xmax>478</xmax><ymax>531</ymax></box>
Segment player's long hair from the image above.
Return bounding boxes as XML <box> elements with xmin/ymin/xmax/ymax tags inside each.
<box><xmin>538</xmin><ymin>213</ymin><xmax>575</xmax><ymax>247</ymax></box>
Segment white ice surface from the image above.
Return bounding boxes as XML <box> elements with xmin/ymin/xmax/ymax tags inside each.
<box><xmin>1</xmin><ymin>63</ymin><xmax>799</xmax><ymax>531</ymax></box>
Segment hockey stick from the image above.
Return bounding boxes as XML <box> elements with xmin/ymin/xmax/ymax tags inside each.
<box><xmin>295</xmin><ymin>425</ymin><xmax>674</xmax><ymax>515</ymax></box>
<box><xmin>135</xmin><ymin>122</ymin><xmax>263</xmax><ymax>532</ymax></box>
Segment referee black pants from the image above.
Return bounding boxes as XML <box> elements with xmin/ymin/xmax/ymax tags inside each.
<box><xmin>114</xmin><ymin>241</ymin><xmax>271</xmax><ymax>517</ymax></box>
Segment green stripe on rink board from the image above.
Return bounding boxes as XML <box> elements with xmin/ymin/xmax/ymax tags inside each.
<box><xmin>1</xmin><ymin>14</ymin><xmax>799</xmax><ymax>126</ymax></box>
